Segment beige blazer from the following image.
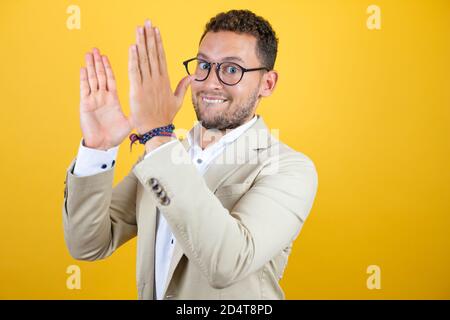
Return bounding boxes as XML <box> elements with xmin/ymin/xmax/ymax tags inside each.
<box><xmin>62</xmin><ymin>115</ymin><xmax>318</xmax><ymax>300</ymax></box>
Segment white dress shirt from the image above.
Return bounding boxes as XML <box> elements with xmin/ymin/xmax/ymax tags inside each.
<box><xmin>73</xmin><ymin>114</ymin><xmax>258</xmax><ymax>299</ymax></box>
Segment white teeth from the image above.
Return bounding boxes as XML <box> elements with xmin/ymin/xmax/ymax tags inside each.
<box><xmin>202</xmin><ymin>97</ymin><xmax>226</xmax><ymax>104</ymax></box>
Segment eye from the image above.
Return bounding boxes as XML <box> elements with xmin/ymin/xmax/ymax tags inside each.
<box><xmin>226</xmin><ymin>65</ymin><xmax>238</xmax><ymax>74</ymax></box>
<box><xmin>199</xmin><ymin>62</ymin><xmax>210</xmax><ymax>70</ymax></box>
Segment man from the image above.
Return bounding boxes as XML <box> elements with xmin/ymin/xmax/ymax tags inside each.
<box><xmin>63</xmin><ymin>9</ymin><xmax>318</xmax><ymax>300</ymax></box>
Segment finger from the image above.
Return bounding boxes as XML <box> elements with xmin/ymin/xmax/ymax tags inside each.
<box><xmin>85</xmin><ymin>52</ymin><xmax>98</xmax><ymax>91</ymax></box>
<box><xmin>128</xmin><ymin>44</ymin><xmax>141</xmax><ymax>86</ymax></box>
<box><xmin>80</xmin><ymin>67</ymin><xmax>90</xmax><ymax>98</ymax></box>
<box><xmin>154</xmin><ymin>27</ymin><xmax>168</xmax><ymax>77</ymax></box>
<box><xmin>144</xmin><ymin>19</ymin><xmax>159</xmax><ymax>78</ymax></box>
<box><xmin>102</xmin><ymin>55</ymin><xmax>116</xmax><ymax>92</ymax></box>
<box><xmin>93</xmin><ymin>48</ymin><xmax>107</xmax><ymax>90</ymax></box>
<box><xmin>136</xmin><ymin>26</ymin><xmax>151</xmax><ymax>80</ymax></box>
<box><xmin>174</xmin><ymin>75</ymin><xmax>195</xmax><ymax>106</ymax></box>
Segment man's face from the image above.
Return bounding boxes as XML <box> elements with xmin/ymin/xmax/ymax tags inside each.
<box><xmin>191</xmin><ymin>31</ymin><xmax>266</xmax><ymax>130</ymax></box>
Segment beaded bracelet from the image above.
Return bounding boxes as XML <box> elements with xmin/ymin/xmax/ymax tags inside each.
<box><xmin>129</xmin><ymin>124</ymin><xmax>175</xmax><ymax>151</ymax></box>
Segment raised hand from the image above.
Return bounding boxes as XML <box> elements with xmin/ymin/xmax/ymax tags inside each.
<box><xmin>79</xmin><ymin>48</ymin><xmax>132</xmax><ymax>150</ymax></box>
<box><xmin>128</xmin><ymin>19</ymin><xmax>194</xmax><ymax>135</ymax></box>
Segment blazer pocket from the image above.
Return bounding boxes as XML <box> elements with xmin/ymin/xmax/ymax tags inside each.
<box><xmin>214</xmin><ymin>182</ymin><xmax>252</xmax><ymax>197</ymax></box>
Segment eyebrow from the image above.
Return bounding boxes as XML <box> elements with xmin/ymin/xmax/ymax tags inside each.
<box><xmin>197</xmin><ymin>53</ymin><xmax>245</xmax><ymax>64</ymax></box>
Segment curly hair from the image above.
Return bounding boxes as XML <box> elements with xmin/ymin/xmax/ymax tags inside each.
<box><xmin>199</xmin><ymin>9</ymin><xmax>279</xmax><ymax>70</ymax></box>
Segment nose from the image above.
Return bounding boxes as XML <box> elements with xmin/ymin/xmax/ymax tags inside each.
<box><xmin>201</xmin><ymin>63</ymin><xmax>223</xmax><ymax>89</ymax></box>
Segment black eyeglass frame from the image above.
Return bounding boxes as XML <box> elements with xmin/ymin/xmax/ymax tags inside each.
<box><xmin>182</xmin><ymin>57</ymin><xmax>270</xmax><ymax>86</ymax></box>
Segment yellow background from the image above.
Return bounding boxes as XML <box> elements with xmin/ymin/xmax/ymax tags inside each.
<box><xmin>0</xmin><ymin>0</ymin><xmax>449</xmax><ymax>299</ymax></box>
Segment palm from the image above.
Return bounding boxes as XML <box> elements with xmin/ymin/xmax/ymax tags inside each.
<box><xmin>80</xmin><ymin>91</ymin><xmax>131</xmax><ymax>150</ymax></box>
<box><xmin>79</xmin><ymin>48</ymin><xmax>131</xmax><ymax>150</ymax></box>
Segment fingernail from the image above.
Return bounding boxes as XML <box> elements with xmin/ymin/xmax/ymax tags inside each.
<box><xmin>138</xmin><ymin>26</ymin><xmax>144</xmax><ymax>34</ymax></box>
<box><xmin>145</xmin><ymin>19</ymin><xmax>151</xmax><ymax>28</ymax></box>
<box><xmin>155</xmin><ymin>27</ymin><xmax>159</xmax><ymax>35</ymax></box>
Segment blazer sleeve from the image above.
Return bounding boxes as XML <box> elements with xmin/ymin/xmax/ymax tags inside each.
<box><xmin>62</xmin><ymin>157</ymin><xmax>140</xmax><ymax>261</ymax></box>
<box><xmin>132</xmin><ymin>140</ymin><xmax>318</xmax><ymax>289</ymax></box>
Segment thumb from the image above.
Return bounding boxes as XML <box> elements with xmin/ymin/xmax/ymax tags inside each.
<box><xmin>174</xmin><ymin>75</ymin><xmax>195</xmax><ymax>106</ymax></box>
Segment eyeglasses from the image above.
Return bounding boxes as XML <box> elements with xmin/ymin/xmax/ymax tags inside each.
<box><xmin>183</xmin><ymin>57</ymin><xmax>270</xmax><ymax>86</ymax></box>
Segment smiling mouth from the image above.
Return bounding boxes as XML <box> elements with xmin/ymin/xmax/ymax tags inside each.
<box><xmin>202</xmin><ymin>97</ymin><xmax>228</xmax><ymax>105</ymax></box>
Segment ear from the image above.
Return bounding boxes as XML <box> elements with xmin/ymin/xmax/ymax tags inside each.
<box><xmin>259</xmin><ymin>70</ymin><xmax>278</xmax><ymax>98</ymax></box>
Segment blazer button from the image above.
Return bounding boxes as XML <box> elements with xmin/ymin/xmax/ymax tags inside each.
<box><xmin>161</xmin><ymin>196</ymin><xmax>170</xmax><ymax>206</ymax></box>
<box><xmin>153</xmin><ymin>184</ymin><xmax>162</xmax><ymax>194</ymax></box>
<box><xmin>149</xmin><ymin>178</ymin><xmax>159</xmax><ymax>188</ymax></box>
<box><xmin>157</xmin><ymin>190</ymin><xmax>166</xmax><ymax>199</ymax></box>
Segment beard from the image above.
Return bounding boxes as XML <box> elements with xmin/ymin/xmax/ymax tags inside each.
<box><xmin>192</xmin><ymin>87</ymin><xmax>259</xmax><ymax>131</ymax></box>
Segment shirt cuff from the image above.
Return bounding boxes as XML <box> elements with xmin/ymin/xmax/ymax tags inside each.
<box><xmin>73</xmin><ymin>138</ymin><xmax>119</xmax><ymax>177</ymax></box>
<box><xmin>144</xmin><ymin>139</ymin><xmax>179</xmax><ymax>160</ymax></box>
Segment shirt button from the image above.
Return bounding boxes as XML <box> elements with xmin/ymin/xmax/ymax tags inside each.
<box><xmin>101</xmin><ymin>164</ymin><xmax>107</xmax><ymax>169</ymax></box>
<box><xmin>196</xmin><ymin>158</ymin><xmax>203</xmax><ymax>164</ymax></box>
<box><xmin>171</xmin><ymin>238</ymin><xmax>174</xmax><ymax>244</ymax></box>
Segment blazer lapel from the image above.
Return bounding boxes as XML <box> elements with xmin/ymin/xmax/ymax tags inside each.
<box><xmin>203</xmin><ymin>115</ymin><xmax>273</xmax><ymax>192</ymax></box>
<box><xmin>161</xmin><ymin>114</ymin><xmax>274</xmax><ymax>298</ymax></box>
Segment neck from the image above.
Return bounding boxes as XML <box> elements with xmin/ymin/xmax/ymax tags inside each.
<box><xmin>198</xmin><ymin>114</ymin><xmax>256</xmax><ymax>150</ymax></box>
<box><xmin>199</xmin><ymin>126</ymin><xmax>225</xmax><ymax>150</ymax></box>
